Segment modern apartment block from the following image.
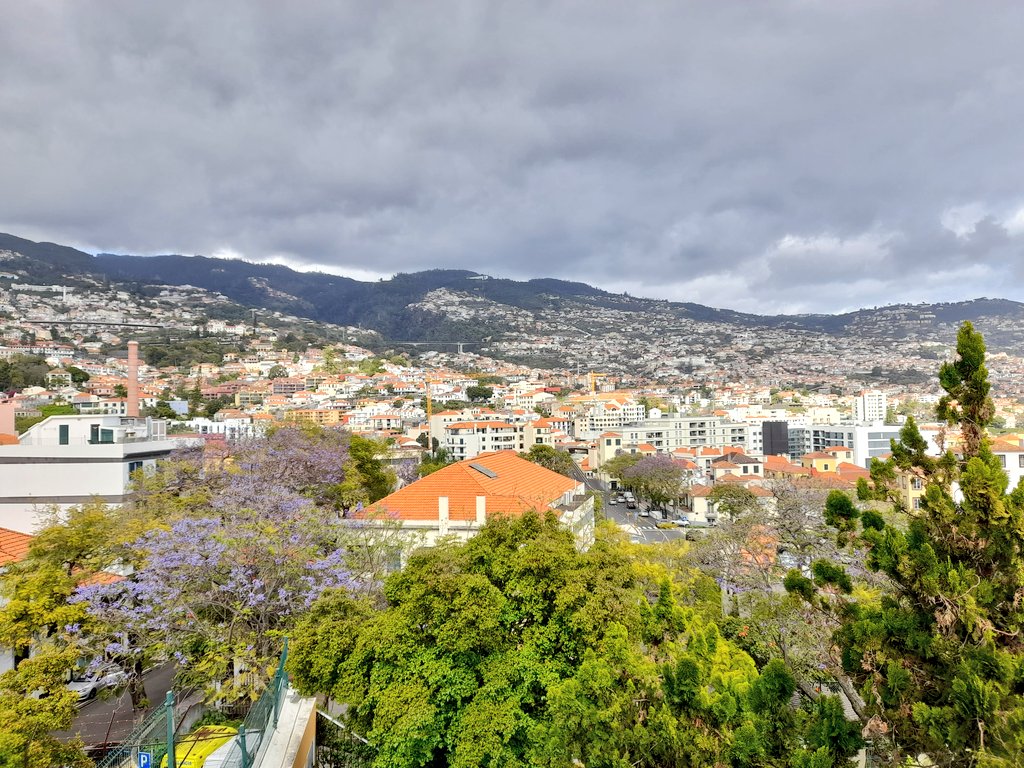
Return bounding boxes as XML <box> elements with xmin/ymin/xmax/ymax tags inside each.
<box><xmin>618</xmin><ymin>415</ymin><xmax>752</xmax><ymax>453</ymax></box>
<box><xmin>854</xmin><ymin>389</ymin><xmax>887</xmax><ymax>424</ymax></box>
<box><xmin>0</xmin><ymin>414</ymin><xmax>185</xmax><ymax>533</ymax></box>
<box><xmin>787</xmin><ymin>423</ymin><xmax>905</xmax><ymax>468</ymax></box>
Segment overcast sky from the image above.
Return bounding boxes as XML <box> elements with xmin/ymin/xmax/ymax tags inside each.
<box><xmin>2</xmin><ymin>2</ymin><xmax>1023</xmax><ymax>314</ymax></box>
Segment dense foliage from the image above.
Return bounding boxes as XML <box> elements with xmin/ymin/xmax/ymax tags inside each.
<box><xmin>0</xmin><ymin>354</ymin><xmax>50</xmax><ymax>391</ymax></box>
<box><xmin>291</xmin><ymin>514</ymin><xmax>859</xmax><ymax>768</ymax></box>
<box><xmin>0</xmin><ymin>424</ymin><xmax>399</xmax><ymax>766</ymax></box>
<box><xmin>795</xmin><ymin>322</ymin><xmax>1024</xmax><ymax>765</ymax></box>
<box><xmin>519</xmin><ymin>444</ymin><xmax>577</xmax><ymax>477</ymax></box>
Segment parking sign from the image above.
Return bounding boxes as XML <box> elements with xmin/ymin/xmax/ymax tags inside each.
<box><xmin>138</xmin><ymin>752</ymin><xmax>152</xmax><ymax>768</ymax></box>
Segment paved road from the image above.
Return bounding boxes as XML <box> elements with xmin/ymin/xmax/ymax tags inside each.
<box><xmin>56</xmin><ymin>662</ymin><xmax>176</xmax><ymax>749</ymax></box>
<box><xmin>597</xmin><ymin>484</ymin><xmax>689</xmax><ymax>544</ymax></box>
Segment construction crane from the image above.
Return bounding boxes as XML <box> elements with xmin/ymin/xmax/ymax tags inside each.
<box><xmin>588</xmin><ymin>371</ymin><xmax>608</xmax><ymax>395</ymax></box>
<box><xmin>424</xmin><ymin>376</ymin><xmax>445</xmax><ymax>456</ymax></box>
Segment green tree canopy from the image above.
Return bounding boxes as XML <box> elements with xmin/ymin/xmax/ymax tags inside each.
<box><xmin>796</xmin><ymin>321</ymin><xmax>1024</xmax><ymax>765</ymax></box>
<box><xmin>267</xmin><ymin>364</ymin><xmax>289</xmax><ymax>379</ymax></box>
<box><xmin>290</xmin><ymin>514</ymin><xmax>833</xmax><ymax>768</ymax></box>
<box><xmin>519</xmin><ymin>444</ymin><xmax>576</xmax><ymax>477</ymax></box>
<box><xmin>465</xmin><ymin>385</ymin><xmax>493</xmax><ymax>402</ymax></box>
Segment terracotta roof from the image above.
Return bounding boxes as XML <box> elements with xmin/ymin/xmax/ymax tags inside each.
<box><xmin>78</xmin><ymin>570</ymin><xmax>124</xmax><ymax>586</ymax></box>
<box><xmin>836</xmin><ymin>462</ymin><xmax>871</xmax><ymax>478</ymax></box>
<box><xmin>367</xmin><ymin>451</ymin><xmax>579</xmax><ymax>522</ymax></box>
<box><xmin>0</xmin><ymin>527</ymin><xmax>31</xmax><ymax>565</ymax></box>
<box><xmin>771</xmin><ymin>464</ymin><xmax>812</xmax><ymax>476</ymax></box>
<box><xmin>992</xmin><ymin>440</ymin><xmax>1024</xmax><ymax>453</ymax></box>
<box><xmin>0</xmin><ymin>434</ymin><xmax>19</xmax><ymax>446</ymax></box>
<box><xmin>802</xmin><ymin>451</ymin><xmax>836</xmax><ymax>460</ymax></box>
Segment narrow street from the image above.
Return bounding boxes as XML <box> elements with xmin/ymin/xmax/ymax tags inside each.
<box><xmin>571</xmin><ymin>464</ymin><xmax>689</xmax><ymax>544</ymax></box>
<box><xmin>55</xmin><ymin>662</ymin><xmax>176</xmax><ymax>750</ymax></box>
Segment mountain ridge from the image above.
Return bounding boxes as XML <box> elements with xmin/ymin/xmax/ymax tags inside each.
<box><xmin>3</xmin><ymin>231</ymin><xmax>1024</xmax><ymax>350</ymax></box>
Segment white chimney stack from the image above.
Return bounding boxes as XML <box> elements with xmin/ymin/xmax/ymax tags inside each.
<box><xmin>475</xmin><ymin>495</ymin><xmax>487</xmax><ymax>526</ymax></box>
<box><xmin>438</xmin><ymin>496</ymin><xmax>449</xmax><ymax>536</ymax></box>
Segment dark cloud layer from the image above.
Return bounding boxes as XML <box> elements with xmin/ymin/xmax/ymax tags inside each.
<box><xmin>2</xmin><ymin>1</ymin><xmax>1023</xmax><ymax>312</ymax></box>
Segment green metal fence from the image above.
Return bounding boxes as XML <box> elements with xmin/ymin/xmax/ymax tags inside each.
<box><xmin>199</xmin><ymin>639</ymin><xmax>290</xmax><ymax>768</ymax></box>
<box><xmin>94</xmin><ymin>691</ymin><xmax>177</xmax><ymax>768</ymax></box>
<box><xmin>93</xmin><ymin>642</ymin><xmax>289</xmax><ymax>768</ymax></box>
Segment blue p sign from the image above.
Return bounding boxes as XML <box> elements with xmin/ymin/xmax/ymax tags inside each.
<box><xmin>138</xmin><ymin>752</ymin><xmax>152</xmax><ymax>768</ymax></box>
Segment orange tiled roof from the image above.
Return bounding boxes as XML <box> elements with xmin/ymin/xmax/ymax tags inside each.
<box><xmin>836</xmin><ymin>462</ymin><xmax>871</xmax><ymax>478</ymax></box>
<box><xmin>78</xmin><ymin>570</ymin><xmax>124</xmax><ymax>587</ymax></box>
<box><xmin>367</xmin><ymin>451</ymin><xmax>578</xmax><ymax>522</ymax></box>
<box><xmin>0</xmin><ymin>527</ymin><xmax>31</xmax><ymax>565</ymax></box>
<box><xmin>992</xmin><ymin>440</ymin><xmax>1024</xmax><ymax>453</ymax></box>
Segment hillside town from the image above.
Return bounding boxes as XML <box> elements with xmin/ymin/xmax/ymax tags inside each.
<box><xmin>5</xmin><ymin>273</ymin><xmax>1024</xmax><ymax>536</ymax></box>
<box><xmin>5</xmin><ymin>268</ymin><xmax>1024</xmax><ymax>768</ymax></box>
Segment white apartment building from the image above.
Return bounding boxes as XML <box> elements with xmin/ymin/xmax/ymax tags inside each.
<box><xmin>571</xmin><ymin>397</ymin><xmax>647</xmax><ymax>440</ymax></box>
<box><xmin>0</xmin><ymin>414</ymin><xmax>188</xmax><ymax>533</ymax></box>
<box><xmin>854</xmin><ymin>390</ymin><xmax>888</xmax><ymax>424</ymax></box>
<box><xmin>787</xmin><ymin>423</ymin><xmax>918</xmax><ymax>468</ymax></box>
<box><xmin>183</xmin><ymin>416</ymin><xmax>267</xmax><ymax>440</ymax></box>
<box><xmin>443</xmin><ymin>421</ymin><xmax>526</xmax><ymax>461</ymax></box>
<box><xmin>618</xmin><ymin>415</ymin><xmax>752</xmax><ymax>454</ymax></box>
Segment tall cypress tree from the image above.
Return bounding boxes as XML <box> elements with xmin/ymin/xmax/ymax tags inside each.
<box><xmin>798</xmin><ymin>322</ymin><xmax>1024</xmax><ymax>765</ymax></box>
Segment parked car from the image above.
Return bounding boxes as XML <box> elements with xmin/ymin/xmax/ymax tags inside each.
<box><xmin>674</xmin><ymin>515</ymin><xmax>690</xmax><ymax>527</ymax></box>
<box><xmin>616</xmin><ymin>494</ymin><xmax>626</xmax><ymax>503</ymax></box>
<box><xmin>66</xmin><ymin>665</ymin><xmax>128</xmax><ymax>702</ymax></box>
<box><xmin>637</xmin><ymin>507</ymin><xmax>650</xmax><ymax>517</ymax></box>
<box><xmin>608</xmin><ymin>496</ymin><xmax>617</xmax><ymax>505</ymax></box>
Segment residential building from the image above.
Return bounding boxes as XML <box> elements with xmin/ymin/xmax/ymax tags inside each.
<box><xmin>0</xmin><ymin>415</ymin><xmax>187</xmax><ymax>533</ymax></box>
<box><xmin>364</xmin><ymin>451</ymin><xmax>594</xmax><ymax>550</ymax></box>
<box><xmin>444</xmin><ymin>421</ymin><xmax>525</xmax><ymax>461</ymax></box>
<box><xmin>992</xmin><ymin>438</ymin><xmax>1024</xmax><ymax>491</ymax></box>
<box><xmin>618</xmin><ymin>415</ymin><xmax>752</xmax><ymax>454</ymax></box>
<box><xmin>854</xmin><ymin>389</ymin><xmax>887</xmax><ymax>424</ymax></box>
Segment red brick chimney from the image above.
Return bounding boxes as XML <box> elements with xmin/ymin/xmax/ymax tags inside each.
<box><xmin>127</xmin><ymin>341</ymin><xmax>140</xmax><ymax>418</ymax></box>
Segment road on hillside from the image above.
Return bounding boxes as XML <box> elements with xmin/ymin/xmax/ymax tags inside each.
<box><xmin>578</xmin><ymin>468</ymin><xmax>689</xmax><ymax>544</ymax></box>
<box><xmin>55</xmin><ymin>662</ymin><xmax>176</xmax><ymax>749</ymax></box>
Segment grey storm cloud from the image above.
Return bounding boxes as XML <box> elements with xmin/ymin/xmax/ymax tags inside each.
<box><xmin>2</xmin><ymin>1</ymin><xmax>1024</xmax><ymax>313</ymax></box>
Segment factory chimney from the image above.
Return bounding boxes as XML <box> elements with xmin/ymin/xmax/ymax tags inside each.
<box><xmin>127</xmin><ymin>340</ymin><xmax>140</xmax><ymax>418</ymax></box>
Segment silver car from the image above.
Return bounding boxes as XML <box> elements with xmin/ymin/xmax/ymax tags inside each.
<box><xmin>67</xmin><ymin>665</ymin><xmax>128</xmax><ymax>702</ymax></box>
